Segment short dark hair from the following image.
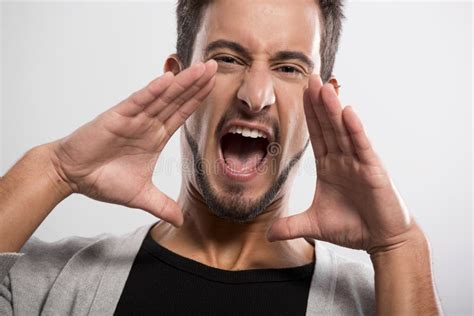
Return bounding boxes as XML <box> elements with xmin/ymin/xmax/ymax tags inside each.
<box><xmin>176</xmin><ymin>0</ymin><xmax>345</xmax><ymax>83</ymax></box>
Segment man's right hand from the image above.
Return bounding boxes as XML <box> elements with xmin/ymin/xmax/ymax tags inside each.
<box><xmin>0</xmin><ymin>61</ymin><xmax>215</xmax><ymax>252</ymax></box>
<box><xmin>49</xmin><ymin>60</ymin><xmax>217</xmax><ymax>227</ymax></box>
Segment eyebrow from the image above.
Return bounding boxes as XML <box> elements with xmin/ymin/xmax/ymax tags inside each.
<box><xmin>269</xmin><ymin>51</ymin><xmax>314</xmax><ymax>72</ymax></box>
<box><xmin>204</xmin><ymin>39</ymin><xmax>314</xmax><ymax>72</ymax></box>
<box><xmin>204</xmin><ymin>39</ymin><xmax>252</xmax><ymax>61</ymax></box>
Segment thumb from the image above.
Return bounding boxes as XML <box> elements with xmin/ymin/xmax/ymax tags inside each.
<box><xmin>266</xmin><ymin>211</ymin><xmax>320</xmax><ymax>242</ymax></box>
<box><xmin>131</xmin><ymin>182</ymin><xmax>184</xmax><ymax>228</ymax></box>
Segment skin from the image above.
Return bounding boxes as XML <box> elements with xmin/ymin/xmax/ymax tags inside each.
<box><xmin>151</xmin><ymin>0</ymin><xmax>324</xmax><ymax>269</ymax></box>
<box><xmin>0</xmin><ymin>61</ymin><xmax>218</xmax><ymax>252</ymax></box>
<box><xmin>0</xmin><ymin>0</ymin><xmax>442</xmax><ymax>314</ymax></box>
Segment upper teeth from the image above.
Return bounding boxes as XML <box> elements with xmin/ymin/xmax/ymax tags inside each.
<box><xmin>228</xmin><ymin>126</ymin><xmax>267</xmax><ymax>139</ymax></box>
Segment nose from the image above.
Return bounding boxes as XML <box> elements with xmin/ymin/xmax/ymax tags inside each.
<box><xmin>237</xmin><ymin>67</ymin><xmax>275</xmax><ymax>114</ymax></box>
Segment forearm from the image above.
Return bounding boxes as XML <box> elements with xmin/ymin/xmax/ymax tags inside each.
<box><xmin>370</xmin><ymin>231</ymin><xmax>443</xmax><ymax>315</ymax></box>
<box><xmin>0</xmin><ymin>143</ymin><xmax>72</xmax><ymax>252</ymax></box>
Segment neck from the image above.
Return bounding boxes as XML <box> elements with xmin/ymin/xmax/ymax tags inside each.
<box><xmin>150</xmin><ymin>182</ymin><xmax>315</xmax><ymax>270</ymax></box>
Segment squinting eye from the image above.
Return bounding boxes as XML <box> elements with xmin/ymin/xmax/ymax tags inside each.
<box><xmin>278</xmin><ymin>66</ymin><xmax>302</xmax><ymax>74</ymax></box>
<box><xmin>213</xmin><ymin>56</ymin><xmax>239</xmax><ymax>64</ymax></box>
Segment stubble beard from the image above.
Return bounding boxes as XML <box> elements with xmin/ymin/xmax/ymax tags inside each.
<box><xmin>183</xmin><ymin>123</ymin><xmax>309</xmax><ymax>223</ymax></box>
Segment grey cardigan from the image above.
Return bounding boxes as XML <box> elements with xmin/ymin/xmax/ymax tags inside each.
<box><xmin>0</xmin><ymin>222</ymin><xmax>375</xmax><ymax>315</ymax></box>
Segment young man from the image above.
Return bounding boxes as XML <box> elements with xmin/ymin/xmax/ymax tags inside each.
<box><xmin>0</xmin><ymin>0</ymin><xmax>442</xmax><ymax>314</ymax></box>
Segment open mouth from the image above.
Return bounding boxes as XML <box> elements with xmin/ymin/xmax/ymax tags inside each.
<box><xmin>220</xmin><ymin>126</ymin><xmax>270</xmax><ymax>174</ymax></box>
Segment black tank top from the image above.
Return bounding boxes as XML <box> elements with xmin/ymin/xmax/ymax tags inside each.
<box><xmin>114</xmin><ymin>230</ymin><xmax>315</xmax><ymax>315</ymax></box>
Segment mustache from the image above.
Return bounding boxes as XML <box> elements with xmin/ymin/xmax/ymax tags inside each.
<box><xmin>214</xmin><ymin>107</ymin><xmax>280</xmax><ymax>143</ymax></box>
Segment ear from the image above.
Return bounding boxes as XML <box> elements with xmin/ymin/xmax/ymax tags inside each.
<box><xmin>328</xmin><ymin>75</ymin><xmax>341</xmax><ymax>96</ymax></box>
<box><xmin>163</xmin><ymin>54</ymin><xmax>183</xmax><ymax>75</ymax></box>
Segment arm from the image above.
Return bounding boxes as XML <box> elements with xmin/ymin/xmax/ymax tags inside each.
<box><xmin>370</xmin><ymin>228</ymin><xmax>443</xmax><ymax>315</ymax></box>
<box><xmin>0</xmin><ymin>144</ymin><xmax>71</xmax><ymax>252</ymax></box>
<box><xmin>267</xmin><ymin>74</ymin><xmax>442</xmax><ymax>314</ymax></box>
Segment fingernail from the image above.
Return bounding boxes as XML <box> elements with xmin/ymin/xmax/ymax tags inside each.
<box><xmin>205</xmin><ymin>59</ymin><xmax>218</xmax><ymax>71</ymax></box>
<box><xmin>266</xmin><ymin>231</ymin><xmax>275</xmax><ymax>242</ymax></box>
<box><xmin>171</xmin><ymin>219</ymin><xmax>183</xmax><ymax>228</ymax></box>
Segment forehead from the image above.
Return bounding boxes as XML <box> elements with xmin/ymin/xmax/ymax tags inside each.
<box><xmin>194</xmin><ymin>0</ymin><xmax>321</xmax><ymax>60</ymax></box>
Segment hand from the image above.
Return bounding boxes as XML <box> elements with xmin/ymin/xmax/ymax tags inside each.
<box><xmin>50</xmin><ymin>60</ymin><xmax>217</xmax><ymax>227</ymax></box>
<box><xmin>267</xmin><ymin>74</ymin><xmax>421</xmax><ymax>253</ymax></box>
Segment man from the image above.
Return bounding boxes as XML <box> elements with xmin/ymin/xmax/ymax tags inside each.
<box><xmin>0</xmin><ymin>0</ymin><xmax>443</xmax><ymax>315</ymax></box>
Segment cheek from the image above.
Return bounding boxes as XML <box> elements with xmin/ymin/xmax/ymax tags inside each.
<box><xmin>214</xmin><ymin>71</ymin><xmax>245</xmax><ymax>93</ymax></box>
<box><xmin>189</xmin><ymin>74</ymin><xmax>241</xmax><ymax>153</ymax></box>
<box><xmin>275</xmin><ymin>83</ymin><xmax>309</xmax><ymax>153</ymax></box>
<box><xmin>197</xmin><ymin>72</ymin><xmax>243</xmax><ymax>123</ymax></box>
<box><xmin>293</xmin><ymin>102</ymin><xmax>309</xmax><ymax>141</ymax></box>
<box><xmin>185</xmin><ymin>111</ymin><xmax>205</xmax><ymax>149</ymax></box>
<box><xmin>283</xmin><ymin>109</ymin><xmax>308</xmax><ymax>161</ymax></box>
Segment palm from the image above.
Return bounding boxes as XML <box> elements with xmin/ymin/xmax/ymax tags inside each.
<box><xmin>53</xmin><ymin>61</ymin><xmax>217</xmax><ymax>226</ymax></box>
<box><xmin>62</xmin><ymin>110</ymin><xmax>165</xmax><ymax>204</ymax></box>
<box><xmin>268</xmin><ymin>75</ymin><xmax>412</xmax><ymax>252</ymax></box>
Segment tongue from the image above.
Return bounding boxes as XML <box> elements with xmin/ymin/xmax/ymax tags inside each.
<box><xmin>221</xmin><ymin>134</ymin><xmax>267</xmax><ymax>172</ymax></box>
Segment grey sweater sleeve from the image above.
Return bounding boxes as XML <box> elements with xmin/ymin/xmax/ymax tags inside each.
<box><xmin>332</xmin><ymin>254</ymin><xmax>375</xmax><ymax>315</ymax></box>
<box><xmin>0</xmin><ymin>224</ymin><xmax>151</xmax><ymax>316</ymax></box>
<box><xmin>0</xmin><ymin>255</ymin><xmax>22</xmax><ymax>316</ymax></box>
<box><xmin>0</xmin><ymin>235</ymin><xmax>102</xmax><ymax>315</ymax></box>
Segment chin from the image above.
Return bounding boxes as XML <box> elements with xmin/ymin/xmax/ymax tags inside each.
<box><xmin>195</xmin><ymin>169</ymin><xmax>276</xmax><ymax>223</ymax></box>
<box><xmin>183</xmin><ymin>120</ymin><xmax>307</xmax><ymax>223</ymax></box>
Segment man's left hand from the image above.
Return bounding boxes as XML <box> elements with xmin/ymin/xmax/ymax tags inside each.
<box><xmin>267</xmin><ymin>74</ymin><xmax>425</xmax><ymax>254</ymax></box>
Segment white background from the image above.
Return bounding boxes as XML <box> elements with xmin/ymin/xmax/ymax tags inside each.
<box><xmin>1</xmin><ymin>1</ymin><xmax>472</xmax><ymax>315</ymax></box>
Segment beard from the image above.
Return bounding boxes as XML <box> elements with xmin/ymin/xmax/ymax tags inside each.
<box><xmin>183</xmin><ymin>123</ymin><xmax>309</xmax><ymax>223</ymax></box>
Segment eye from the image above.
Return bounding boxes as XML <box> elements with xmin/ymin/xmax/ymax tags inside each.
<box><xmin>274</xmin><ymin>64</ymin><xmax>307</xmax><ymax>79</ymax></box>
<box><xmin>277</xmin><ymin>65</ymin><xmax>303</xmax><ymax>74</ymax></box>
<box><xmin>213</xmin><ymin>55</ymin><xmax>241</xmax><ymax>65</ymax></box>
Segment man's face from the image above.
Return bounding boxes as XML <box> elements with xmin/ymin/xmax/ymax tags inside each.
<box><xmin>181</xmin><ymin>0</ymin><xmax>322</xmax><ymax>222</ymax></box>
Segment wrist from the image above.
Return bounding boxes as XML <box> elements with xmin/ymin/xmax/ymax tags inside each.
<box><xmin>370</xmin><ymin>226</ymin><xmax>432</xmax><ymax>276</ymax></box>
<box><xmin>30</xmin><ymin>142</ymin><xmax>74</xmax><ymax>199</ymax></box>
<box><xmin>370</xmin><ymin>226</ymin><xmax>442</xmax><ymax>315</ymax></box>
<box><xmin>368</xmin><ymin>221</ymin><xmax>428</xmax><ymax>256</ymax></box>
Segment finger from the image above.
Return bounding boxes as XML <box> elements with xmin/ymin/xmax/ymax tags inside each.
<box><xmin>157</xmin><ymin>60</ymin><xmax>217</xmax><ymax>123</ymax></box>
<box><xmin>165</xmin><ymin>76</ymin><xmax>216</xmax><ymax>135</ymax></box>
<box><xmin>320</xmin><ymin>85</ymin><xmax>355</xmax><ymax>155</ymax></box>
<box><xmin>114</xmin><ymin>72</ymin><xmax>174</xmax><ymax>117</ymax></box>
<box><xmin>266</xmin><ymin>210</ymin><xmax>321</xmax><ymax>242</ymax></box>
<box><xmin>303</xmin><ymin>90</ymin><xmax>327</xmax><ymax>159</ymax></box>
<box><xmin>131</xmin><ymin>182</ymin><xmax>184</xmax><ymax>227</ymax></box>
<box><xmin>308</xmin><ymin>76</ymin><xmax>341</xmax><ymax>154</ymax></box>
<box><xmin>145</xmin><ymin>61</ymin><xmax>208</xmax><ymax>117</ymax></box>
<box><xmin>342</xmin><ymin>106</ymin><xmax>379</xmax><ymax>165</ymax></box>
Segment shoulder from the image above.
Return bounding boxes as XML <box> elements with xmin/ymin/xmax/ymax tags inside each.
<box><xmin>8</xmin><ymin>224</ymin><xmax>151</xmax><ymax>289</ymax></box>
<box><xmin>9</xmin><ymin>232</ymin><xmax>117</xmax><ymax>292</ymax></box>
<box><xmin>3</xmin><ymin>224</ymin><xmax>153</xmax><ymax>314</ymax></box>
<box><xmin>14</xmin><ymin>224</ymin><xmax>152</xmax><ymax>275</ymax></box>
